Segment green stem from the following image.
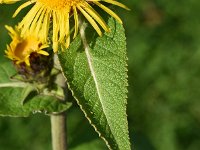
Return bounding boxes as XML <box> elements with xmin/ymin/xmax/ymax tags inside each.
<box><xmin>51</xmin><ymin>113</ymin><xmax>67</xmax><ymax>150</ymax></box>
<box><xmin>0</xmin><ymin>82</ymin><xmax>27</xmax><ymax>88</ymax></box>
<box><xmin>51</xmin><ymin>54</ymin><xmax>68</xmax><ymax>150</ymax></box>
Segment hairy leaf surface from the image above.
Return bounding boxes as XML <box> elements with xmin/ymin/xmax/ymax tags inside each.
<box><xmin>58</xmin><ymin>17</ymin><xmax>130</xmax><ymax>150</ymax></box>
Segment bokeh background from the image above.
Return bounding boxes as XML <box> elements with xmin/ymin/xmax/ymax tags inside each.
<box><xmin>0</xmin><ymin>0</ymin><xmax>200</xmax><ymax>149</ymax></box>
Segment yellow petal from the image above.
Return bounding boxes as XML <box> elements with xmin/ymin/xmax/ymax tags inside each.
<box><xmin>40</xmin><ymin>44</ymin><xmax>49</xmax><ymax>49</ymax></box>
<box><xmin>13</xmin><ymin>1</ymin><xmax>33</xmax><ymax>17</ymax></box>
<box><xmin>53</xmin><ymin>11</ymin><xmax>59</xmax><ymax>52</ymax></box>
<box><xmin>82</xmin><ymin>2</ymin><xmax>110</xmax><ymax>32</ymax></box>
<box><xmin>41</xmin><ymin>9</ymin><xmax>50</xmax><ymax>43</ymax></box>
<box><xmin>73</xmin><ymin>6</ymin><xmax>79</xmax><ymax>39</ymax></box>
<box><xmin>25</xmin><ymin>58</ymin><xmax>30</xmax><ymax>66</ymax></box>
<box><xmin>1</xmin><ymin>0</ymin><xmax>20</xmax><ymax>4</ymax></box>
<box><xmin>37</xmin><ymin>50</ymin><xmax>49</xmax><ymax>56</ymax></box>
<box><xmin>29</xmin><ymin>6</ymin><xmax>44</xmax><ymax>33</ymax></box>
<box><xmin>35</xmin><ymin>7</ymin><xmax>46</xmax><ymax>32</ymax></box>
<box><xmin>65</xmin><ymin>12</ymin><xmax>70</xmax><ymax>48</ymax></box>
<box><xmin>94</xmin><ymin>1</ymin><xmax>123</xmax><ymax>24</ymax></box>
<box><xmin>77</xmin><ymin>5</ymin><xmax>102</xmax><ymax>36</ymax></box>
<box><xmin>102</xmin><ymin>0</ymin><xmax>130</xmax><ymax>10</ymax></box>
<box><xmin>19</xmin><ymin>5</ymin><xmax>41</xmax><ymax>35</ymax></box>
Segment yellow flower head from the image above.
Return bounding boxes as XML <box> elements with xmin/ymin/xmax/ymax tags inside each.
<box><xmin>5</xmin><ymin>25</ymin><xmax>49</xmax><ymax>66</ymax></box>
<box><xmin>12</xmin><ymin>0</ymin><xmax>129</xmax><ymax>52</ymax></box>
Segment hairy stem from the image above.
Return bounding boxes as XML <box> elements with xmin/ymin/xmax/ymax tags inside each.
<box><xmin>51</xmin><ymin>113</ymin><xmax>67</xmax><ymax>150</ymax></box>
<box><xmin>0</xmin><ymin>82</ymin><xmax>27</xmax><ymax>88</ymax></box>
<box><xmin>51</xmin><ymin>54</ymin><xmax>68</xmax><ymax>150</ymax></box>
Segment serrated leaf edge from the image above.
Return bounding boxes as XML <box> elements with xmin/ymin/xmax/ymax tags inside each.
<box><xmin>59</xmin><ymin>18</ymin><xmax>131</xmax><ymax>150</ymax></box>
<box><xmin>60</xmin><ymin>71</ymin><xmax>112</xmax><ymax>149</ymax></box>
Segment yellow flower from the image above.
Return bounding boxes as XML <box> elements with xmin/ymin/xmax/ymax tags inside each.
<box><xmin>5</xmin><ymin>25</ymin><xmax>49</xmax><ymax>66</ymax></box>
<box><xmin>11</xmin><ymin>0</ymin><xmax>129</xmax><ymax>52</ymax></box>
<box><xmin>0</xmin><ymin>0</ymin><xmax>19</xmax><ymax>4</ymax></box>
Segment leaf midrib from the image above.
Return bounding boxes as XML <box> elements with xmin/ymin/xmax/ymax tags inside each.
<box><xmin>80</xmin><ymin>23</ymin><xmax>118</xmax><ymax>148</ymax></box>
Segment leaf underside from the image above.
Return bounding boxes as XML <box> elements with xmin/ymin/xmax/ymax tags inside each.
<box><xmin>58</xmin><ymin>17</ymin><xmax>130</xmax><ymax>150</ymax></box>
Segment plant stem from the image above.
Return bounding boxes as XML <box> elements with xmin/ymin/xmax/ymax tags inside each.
<box><xmin>0</xmin><ymin>82</ymin><xmax>27</xmax><ymax>88</ymax></box>
<box><xmin>51</xmin><ymin>54</ymin><xmax>68</xmax><ymax>150</ymax></box>
<box><xmin>51</xmin><ymin>113</ymin><xmax>67</xmax><ymax>150</ymax></box>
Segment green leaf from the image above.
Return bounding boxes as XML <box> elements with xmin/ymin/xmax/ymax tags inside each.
<box><xmin>21</xmin><ymin>84</ymin><xmax>37</xmax><ymax>105</ymax></box>
<box><xmin>0</xmin><ymin>61</ymin><xmax>16</xmax><ymax>83</ymax></box>
<box><xmin>0</xmin><ymin>87</ymin><xmax>71</xmax><ymax>117</ymax></box>
<box><xmin>0</xmin><ymin>62</ymin><xmax>71</xmax><ymax>117</ymax></box>
<box><xmin>58</xmin><ymin>17</ymin><xmax>130</xmax><ymax>150</ymax></box>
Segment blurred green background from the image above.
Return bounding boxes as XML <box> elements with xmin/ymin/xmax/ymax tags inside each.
<box><xmin>1</xmin><ymin>0</ymin><xmax>200</xmax><ymax>149</ymax></box>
